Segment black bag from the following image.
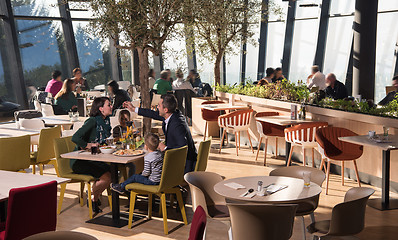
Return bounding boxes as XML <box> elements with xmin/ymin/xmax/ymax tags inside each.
<box><xmin>14</xmin><ymin>110</ymin><xmax>42</xmax><ymax>121</ymax></box>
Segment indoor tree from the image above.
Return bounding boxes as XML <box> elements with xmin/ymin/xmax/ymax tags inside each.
<box><xmin>88</xmin><ymin>0</ymin><xmax>184</xmax><ymax>133</ymax></box>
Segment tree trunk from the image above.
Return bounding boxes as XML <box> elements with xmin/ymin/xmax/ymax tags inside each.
<box><xmin>214</xmin><ymin>53</ymin><xmax>223</xmax><ymax>85</ymax></box>
<box><xmin>136</xmin><ymin>47</ymin><xmax>152</xmax><ymax>134</ymax></box>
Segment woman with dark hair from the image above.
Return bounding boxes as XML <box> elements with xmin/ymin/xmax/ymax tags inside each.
<box><xmin>107</xmin><ymin>80</ymin><xmax>131</xmax><ymax>115</ymax></box>
<box><xmin>187</xmin><ymin>69</ymin><xmax>202</xmax><ymax>88</ymax></box>
<box><xmin>54</xmin><ymin>78</ymin><xmax>78</xmax><ymax>113</ymax></box>
<box><xmin>71</xmin><ymin>97</ymin><xmax>112</xmax><ymax>212</ymax></box>
<box><xmin>71</xmin><ymin>67</ymin><xmax>89</xmax><ymax>91</ymax></box>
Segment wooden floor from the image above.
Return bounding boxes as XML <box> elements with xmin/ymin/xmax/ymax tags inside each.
<box><xmin>45</xmin><ymin>134</ymin><xmax>398</xmax><ymax>239</ymax></box>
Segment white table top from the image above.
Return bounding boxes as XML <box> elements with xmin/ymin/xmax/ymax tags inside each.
<box><xmin>199</xmin><ymin>103</ymin><xmax>249</xmax><ymax>111</ymax></box>
<box><xmin>255</xmin><ymin>115</ymin><xmax>315</xmax><ymax>126</ymax></box>
<box><xmin>39</xmin><ymin>115</ymin><xmax>88</xmax><ymax>126</ymax></box>
<box><xmin>61</xmin><ymin>150</ymin><xmax>145</xmax><ymax>164</ymax></box>
<box><xmin>0</xmin><ymin>127</ymin><xmax>40</xmax><ymax>138</ymax></box>
<box><xmin>0</xmin><ymin>170</ymin><xmax>69</xmax><ymax>201</ymax></box>
<box><xmin>339</xmin><ymin>135</ymin><xmax>398</xmax><ymax>151</ymax></box>
<box><xmin>214</xmin><ymin>176</ymin><xmax>322</xmax><ymax>203</ymax></box>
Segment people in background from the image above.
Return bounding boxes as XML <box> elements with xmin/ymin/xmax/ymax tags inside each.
<box><xmin>165</xmin><ymin>69</ymin><xmax>173</xmax><ymax>84</ymax></box>
<box><xmin>153</xmin><ymin>70</ymin><xmax>172</xmax><ymax>95</ymax></box>
<box><xmin>272</xmin><ymin>67</ymin><xmax>286</xmax><ymax>82</ymax></box>
<box><xmin>378</xmin><ymin>76</ymin><xmax>398</xmax><ymax>105</ymax></box>
<box><xmin>172</xmin><ymin>69</ymin><xmax>196</xmax><ymax>93</ymax></box>
<box><xmin>45</xmin><ymin>70</ymin><xmax>63</xmax><ymax>97</ymax></box>
<box><xmin>258</xmin><ymin>67</ymin><xmax>275</xmax><ymax>86</ymax></box>
<box><xmin>54</xmin><ymin>79</ymin><xmax>78</xmax><ymax>113</ymax></box>
<box><xmin>187</xmin><ymin>69</ymin><xmax>202</xmax><ymax>88</ymax></box>
<box><xmin>112</xmin><ymin>109</ymin><xmax>131</xmax><ymax>141</ymax></box>
<box><xmin>307</xmin><ymin>65</ymin><xmax>326</xmax><ymax>90</ymax></box>
<box><xmin>325</xmin><ymin>73</ymin><xmax>348</xmax><ymax>100</ymax></box>
<box><xmin>110</xmin><ymin>133</ymin><xmax>163</xmax><ymax>194</ymax></box>
<box><xmin>148</xmin><ymin>69</ymin><xmax>156</xmax><ymax>89</ymax></box>
<box><xmin>123</xmin><ymin>94</ymin><xmax>197</xmax><ymax>173</ymax></box>
<box><xmin>71</xmin><ymin>97</ymin><xmax>112</xmax><ymax>213</ymax></box>
<box><xmin>107</xmin><ymin>80</ymin><xmax>131</xmax><ymax>115</ymax></box>
<box><xmin>71</xmin><ymin>68</ymin><xmax>89</xmax><ymax>92</ymax></box>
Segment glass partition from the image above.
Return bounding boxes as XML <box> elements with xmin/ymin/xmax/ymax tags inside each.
<box><xmin>11</xmin><ymin>0</ymin><xmax>60</xmax><ymax>17</ymax></box>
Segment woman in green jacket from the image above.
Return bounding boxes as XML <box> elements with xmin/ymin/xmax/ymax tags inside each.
<box><xmin>72</xmin><ymin>97</ymin><xmax>112</xmax><ymax>212</ymax></box>
<box><xmin>54</xmin><ymin>78</ymin><xmax>78</xmax><ymax>113</ymax></box>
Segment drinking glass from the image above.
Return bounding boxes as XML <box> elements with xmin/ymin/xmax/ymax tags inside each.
<box><xmin>383</xmin><ymin>126</ymin><xmax>389</xmax><ymax>137</ymax></box>
<box><xmin>90</xmin><ymin>142</ymin><xmax>99</xmax><ymax>155</ymax></box>
<box><xmin>303</xmin><ymin>172</ymin><xmax>311</xmax><ymax>188</ymax></box>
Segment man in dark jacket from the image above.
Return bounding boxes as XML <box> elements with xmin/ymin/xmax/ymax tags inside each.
<box><xmin>325</xmin><ymin>73</ymin><xmax>348</xmax><ymax>100</ymax></box>
<box><xmin>123</xmin><ymin>94</ymin><xmax>197</xmax><ymax>173</ymax></box>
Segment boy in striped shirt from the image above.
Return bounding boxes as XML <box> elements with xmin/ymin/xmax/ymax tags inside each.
<box><xmin>111</xmin><ymin>133</ymin><xmax>163</xmax><ymax>194</ymax></box>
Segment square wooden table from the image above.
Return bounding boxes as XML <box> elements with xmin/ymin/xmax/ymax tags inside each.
<box><xmin>61</xmin><ymin>151</ymin><xmax>145</xmax><ymax>227</ymax></box>
<box><xmin>339</xmin><ymin>134</ymin><xmax>398</xmax><ymax>211</ymax></box>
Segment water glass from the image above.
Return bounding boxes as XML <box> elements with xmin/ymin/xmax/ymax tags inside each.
<box><xmin>303</xmin><ymin>172</ymin><xmax>311</xmax><ymax>188</ymax></box>
<box><xmin>383</xmin><ymin>126</ymin><xmax>389</xmax><ymax>137</ymax></box>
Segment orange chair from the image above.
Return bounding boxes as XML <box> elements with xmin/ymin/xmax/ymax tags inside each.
<box><xmin>284</xmin><ymin>122</ymin><xmax>329</xmax><ymax>167</ymax></box>
<box><xmin>218</xmin><ymin>109</ymin><xmax>254</xmax><ymax>155</ymax></box>
<box><xmin>201</xmin><ymin>100</ymin><xmax>225</xmax><ymax>140</ymax></box>
<box><xmin>315</xmin><ymin>127</ymin><xmax>363</xmax><ymax>195</ymax></box>
<box><xmin>254</xmin><ymin>112</ymin><xmax>285</xmax><ymax>165</ymax></box>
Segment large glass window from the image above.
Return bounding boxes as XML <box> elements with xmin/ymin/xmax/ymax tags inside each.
<box><xmin>245</xmin><ymin>24</ymin><xmax>260</xmax><ymax>83</ymax></box>
<box><xmin>0</xmin><ymin>19</ymin><xmax>15</xmax><ymax>102</ymax></box>
<box><xmin>11</xmin><ymin>0</ymin><xmax>60</xmax><ymax>17</ymax></box>
<box><xmin>196</xmin><ymin>52</ymin><xmax>214</xmax><ymax>85</ymax></box>
<box><xmin>69</xmin><ymin>1</ymin><xmax>95</xmax><ymax>19</ymax></box>
<box><xmin>72</xmin><ymin>21</ymin><xmax>112</xmax><ymax>89</ymax></box>
<box><xmin>329</xmin><ymin>0</ymin><xmax>355</xmax><ymax>15</ymax></box>
<box><xmin>162</xmin><ymin>24</ymin><xmax>188</xmax><ymax>78</ymax></box>
<box><xmin>225</xmin><ymin>44</ymin><xmax>241</xmax><ymax>86</ymax></box>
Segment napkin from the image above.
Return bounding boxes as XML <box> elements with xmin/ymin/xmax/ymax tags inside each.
<box><xmin>224</xmin><ymin>182</ymin><xmax>245</xmax><ymax>190</ymax></box>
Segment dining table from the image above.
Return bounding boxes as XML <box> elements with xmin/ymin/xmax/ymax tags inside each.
<box><xmin>339</xmin><ymin>134</ymin><xmax>398</xmax><ymax>211</ymax></box>
<box><xmin>61</xmin><ymin>150</ymin><xmax>145</xmax><ymax>227</ymax></box>
<box><xmin>0</xmin><ymin>126</ymin><xmax>40</xmax><ymax>138</ymax></box>
<box><xmin>39</xmin><ymin>115</ymin><xmax>88</xmax><ymax>128</ymax></box>
<box><xmin>255</xmin><ymin>115</ymin><xmax>316</xmax><ymax>165</ymax></box>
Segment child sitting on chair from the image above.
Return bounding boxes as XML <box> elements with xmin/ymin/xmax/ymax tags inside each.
<box><xmin>111</xmin><ymin>133</ymin><xmax>163</xmax><ymax>194</ymax></box>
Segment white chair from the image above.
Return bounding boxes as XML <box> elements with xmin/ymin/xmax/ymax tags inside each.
<box><xmin>33</xmin><ymin>100</ymin><xmax>42</xmax><ymax>112</ymax></box>
<box><xmin>86</xmin><ymin>91</ymin><xmax>102</xmax><ymax>98</ymax></box>
<box><xmin>40</xmin><ymin>104</ymin><xmax>55</xmax><ymax>117</ymax></box>
<box><xmin>151</xmin><ymin>94</ymin><xmax>161</xmax><ymax>109</ymax></box>
<box><xmin>285</xmin><ymin>122</ymin><xmax>329</xmax><ymax>167</ymax></box>
<box><xmin>93</xmin><ymin>84</ymin><xmax>105</xmax><ymax>90</ymax></box>
<box><xmin>61</xmin><ymin>121</ymin><xmax>84</xmax><ymax>137</ymax></box>
<box><xmin>131</xmin><ymin>99</ymin><xmax>141</xmax><ymax>108</ymax></box>
<box><xmin>118</xmin><ymin>81</ymin><xmax>131</xmax><ymax>90</ymax></box>
<box><xmin>19</xmin><ymin>118</ymin><xmax>45</xmax><ymax>146</ymax></box>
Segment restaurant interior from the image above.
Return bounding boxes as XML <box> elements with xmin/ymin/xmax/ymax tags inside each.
<box><xmin>1</xmin><ymin>0</ymin><xmax>398</xmax><ymax>239</ymax></box>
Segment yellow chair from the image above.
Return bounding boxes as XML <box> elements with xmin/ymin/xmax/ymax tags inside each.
<box><xmin>126</xmin><ymin>146</ymin><xmax>188</xmax><ymax>234</ymax></box>
<box><xmin>54</xmin><ymin>137</ymin><xmax>112</xmax><ymax>219</ymax></box>
<box><xmin>194</xmin><ymin>138</ymin><xmax>212</xmax><ymax>172</ymax></box>
<box><xmin>0</xmin><ymin>135</ymin><xmax>30</xmax><ymax>172</ymax></box>
<box><xmin>30</xmin><ymin>126</ymin><xmax>61</xmax><ymax>175</ymax></box>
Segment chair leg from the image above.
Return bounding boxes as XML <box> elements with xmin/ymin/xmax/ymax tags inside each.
<box><xmin>247</xmin><ymin>130</ymin><xmax>254</xmax><ymax>153</ymax></box>
<box><xmin>326</xmin><ymin>160</ymin><xmax>331</xmax><ymax>195</ymax></box>
<box><xmin>51</xmin><ymin>160</ymin><xmax>60</xmax><ymax>177</ymax></box>
<box><xmin>341</xmin><ymin>161</ymin><xmax>345</xmax><ymax>186</ymax></box>
<box><xmin>176</xmin><ymin>190</ymin><xmax>188</xmax><ymax>225</ymax></box>
<box><xmin>107</xmin><ymin>188</ymin><xmax>112</xmax><ymax>211</ymax></box>
<box><xmin>310</xmin><ymin>212</ymin><xmax>315</xmax><ymax>223</ymax></box>
<box><xmin>32</xmin><ymin>165</ymin><xmax>36</xmax><ymax>174</ymax></box>
<box><xmin>80</xmin><ymin>182</ymin><xmax>85</xmax><ymax>207</ymax></box>
<box><xmin>57</xmin><ymin>183</ymin><xmax>66</xmax><ymax>214</ymax></box>
<box><xmin>204</xmin><ymin>122</ymin><xmax>207</xmax><ymax>141</ymax></box>
<box><xmin>234</xmin><ymin>132</ymin><xmax>239</xmax><ymax>156</ymax></box>
<box><xmin>255</xmin><ymin>136</ymin><xmax>262</xmax><ymax>161</ymax></box>
<box><xmin>39</xmin><ymin>164</ymin><xmax>44</xmax><ymax>175</ymax></box>
<box><xmin>128</xmin><ymin>192</ymin><xmax>137</xmax><ymax>229</ymax></box>
<box><xmin>264</xmin><ymin>137</ymin><xmax>268</xmax><ymax>166</ymax></box>
<box><xmin>148</xmin><ymin>194</ymin><xmax>153</xmax><ymax>219</ymax></box>
<box><xmin>287</xmin><ymin>146</ymin><xmax>294</xmax><ymax>166</ymax></box>
<box><xmin>87</xmin><ymin>182</ymin><xmax>93</xmax><ymax>219</ymax></box>
<box><xmin>275</xmin><ymin>138</ymin><xmax>278</xmax><ymax>157</ymax></box>
<box><xmin>301</xmin><ymin>216</ymin><xmax>306</xmax><ymax>240</ymax></box>
<box><xmin>353</xmin><ymin>160</ymin><xmax>361</xmax><ymax>187</ymax></box>
<box><xmin>302</xmin><ymin>147</ymin><xmax>306</xmax><ymax>166</ymax></box>
<box><xmin>312</xmin><ymin>148</ymin><xmax>315</xmax><ymax>168</ymax></box>
<box><xmin>238</xmin><ymin>131</ymin><xmax>241</xmax><ymax>150</ymax></box>
<box><xmin>219</xmin><ymin>129</ymin><xmax>226</xmax><ymax>154</ymax></box>
<box><xmin>160</xmin><ymin>193</ymin><xmax>169</xmax><ymax>234</ymax></box>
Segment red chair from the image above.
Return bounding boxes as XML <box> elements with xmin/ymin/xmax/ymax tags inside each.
<box><xmin>0</xmin><ymin>181</ymin><xmax>57</xmax><ymax>240</ymax></box>
<box><xmin>201</xmin><ymin>100</ymin><xmax>225</xmax><ymax>140</ymax></box>
<box><xmin>188</xmin><ymin>205</ymin><xmax>207</xmax><ymax>240</ymax></box>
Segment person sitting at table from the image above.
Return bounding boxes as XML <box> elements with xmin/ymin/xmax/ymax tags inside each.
<box><xmin>123</xmin><ymin>94</ymin><xmax>197</xmax><ymax>173</ymax></box>
<box><xmin>272</xmin><ymin>67</ymin><xmax>286</xmax><ymax>82</ymax></box>
<box><xmin>325</xmin><ymin>73</ymin><xmax>348</xmax><ymax>100</ymax></box>
<box><xmin>307</xmin><ymin>65</ymin><xmax>326</xmax><ymax>90</ymax></box>
<box><xmin>258</xmin><ymin>67</ymin><xmax>275</xmax><ymax>86</ymax></box>
<box><xmin>154</xmin><ymin>70</ymin><xmax>172</xmax><ymax>95</ymax></box>
<box><xmin>54</xmin><ymin>78</ymin><xmax>78</xmax><ymax>114</ymax></box>
<box><xmin>172</xmin><ymin>69</ymin><xmax>196</xmax><ymax>93</ymax></box>
<box><xmin>165</xmin><ymin>69</ymin><xmax>174</xmax><ymax>84</ymax></box>
<box><xmin>71</xmin><ymin>97</ymin><xmax>112</xmax><ymax>213</ymax></box>
<box><xmin>71</xmin><ymin>68</ymin><xmax>90</xmax><ymax>92</ymax></box>
<box><xmin>107</xmin><ymin>80</ymin><xmax>131</xmax><ymax>115</ymax></box>
<box><xmin>45</xmin><ymin>70</ymin><xmax>63</xmax><ymax>97</ymax></box>
<box><xmin>379</xmin><ymin>76</ymin><xmax>398</xmax><ymax>106</ymax></box>
<box><xmin>187</xmin><ymin>69</ymin><xmax>202</xmax><ymax>88</ymax></box>
<box><xmin>112</xmin><ymin>109</ymin><xmax>131</xmax><ymax>141</ymax></box>
<box><xmin>110</xmin><ymin>133</ymin><xmax>163</xmax><ymax>194</ymax></box>
<box><xmin>148</xmin><ymin>68</ymin><xmax>156</xmax><ymax>89</ymax></box>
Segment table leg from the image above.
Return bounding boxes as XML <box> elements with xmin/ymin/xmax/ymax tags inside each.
<box><xmin>285</xmin><ymin>141</ymin><xmax>291</xmax><ymax>166</ymax></box>
<box><xmin>110</xmin><ymin>163</ymin><xmax>120</xmax><ymax>221</ymax></box>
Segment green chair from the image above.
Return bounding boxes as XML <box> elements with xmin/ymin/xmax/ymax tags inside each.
<box><xmin>54</xmin><ymin>137</ymin><xmax>112</xmax><ymax>219</ymax></box>
<box><xmin>194</xmin><ymin>138</ymin><xmax>212</xmax><ymax>172</ymax></box>
<box><xmin>0</xmin><ymin>135</ymin><xmax>30</xmax><ymax>172</ymax></box>
<box><xmin>126</xmin><ymin>146</ymin><xmax>189</xmax><ymax>234</ymax></box>
<box><xmin>30</xmin><ymin>126</ymin><xmax>61</xmax><ymax>175</ymax></box>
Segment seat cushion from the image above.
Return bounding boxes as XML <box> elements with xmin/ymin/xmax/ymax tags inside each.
<box><xmin>208</xmin><ymin>204</ymin><xmax>230</xmax><ymax>218</ymax></box>
<box><xmin>62</xmin><ymin>173</ymin><xmax>96</xmax><ymax>182</ymax></box>
<box><xmin>307</xmin><ymin>220</ymin><xmax>330</xmax><ymax>235</ymax></box>
<box><xmin>125</xmin><ymin>183</ymin><xmax>160</xmax><ymax>193</ymax></box>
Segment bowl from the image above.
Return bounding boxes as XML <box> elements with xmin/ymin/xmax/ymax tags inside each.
<box><xmin>100</xmin><ymin>146</ymin><xmax>116</xmax><ymax>154</ymax></box>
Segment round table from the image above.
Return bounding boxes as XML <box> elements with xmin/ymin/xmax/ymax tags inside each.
<box><xmin>214</xmin><ymin>176</ymin><xmax>322</xmax><ymax>203</ymax></box>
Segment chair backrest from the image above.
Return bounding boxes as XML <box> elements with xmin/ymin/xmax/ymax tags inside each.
<box><xmin>24</xmin><ymin>231</ymin><xmax>98</xmax><ymax>240</ymax></box>
<box><xmin>114</xmin><ymin>108</ymin><xmax>137</xmax><ymax>122</ymax></box>
<box><xmin>218</xmin><ymin>109</ymin><xmax>253</xmax><ymax>128</ymax></box>
<box><xmin>284</xmin><ymin>122</ymin><xmax>328</xmax><ymax>144</ymax></box>
<box><xmin>254</xmin><ymin>111</ymin><xmax>280</xmax><ymax>118</ymax></box>
<box><xmin>0</xmin><ymin>135</ymin><xmax>30</xmax><ymax>171</ymax></box>
<box><xmin>315</xmin><ymin>127</ymin><xmax>363</xmax><ymax>160</ymax></box>
<box><xmin>158</xmin><ymin>146</ymin><xmax>188</xmax><ymax>191</ymax></box>
<box><xmin>151</xmin><ymin>94</ymin><xmax>162</xmax><ymax>108</ymax></box>
<box><xmin>33</xmin><ymin>100</ymin><xmax>42</xmax><ymax>112</ymax></box>
<box><xmin>255</xmin><ymin>121</ymin><xmax>264</xmax><ymax>136</ymax></box>
<box><xmin>188</xmin><ymin>205</ymin><xmax>207</xmax><ymax>240</ymax></box>
<box><xmin>19</xmin><ymin>118</ymin><xmax>45</xmax><ymax>130</ymax></box>
<box><xmin>385</xmin><ymin>86</ymin><xmax>397</xmax><ymax>95</ymax></box>
<box><xmin>269</xmin><ymin>166</ymin><xmax>326</xmax><ymax>187</ymax></box>
<box><xmin>201</xmin><ymin>100</ymin><xmax>225</xmax><ymax>121</ymax></box>
<box><xmin>184</xmin><ymin>171</ymin><xmax>226</xmax><ymax>216</ymax></box>
<box><xmin>54</xmin><ymin>137</ymin><xmax>76</xmax><ymax>177</ymax></box>
<box><xmin>254</xmin><ymin>112</ymin><xmax>285</xmax><ymax>137</ymax></box>
<box><xmin>227</xmin><ymin>203</ymin><xmax>298</xmax><ymax>240</ymax></box>
<box><xmin>194</xmin><ymin>138</ymin><xmax>212</xmax><ymax>171</ymax></box>
<box><xmin>36</xmin><ymin>126</ymin><xmax>61</xmax><ymax>163</ymax></box>
<box><xmin>3</xmin><ymin>181</ymin><xmax>57</xmax><ymax>240</ymax></box>
<box><xmin>86</xmin><ymin>91</ymin><xmax>102</xmax><ymax>98</ymax></box>
<box><xmin>40</xmin><ymin>103</ymin><xmax>55</xmax><ymax>117</ymax></box>
<box><xmin>118</xmin><ymin>81</ymin><xmax>131</xmax><ymax>90</ymax></box>
<box><xmin>328</xmin><ymin>187</ymin><xmax>375</xmax><ymax>236</ymax></box>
